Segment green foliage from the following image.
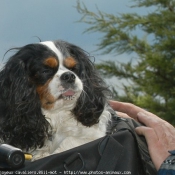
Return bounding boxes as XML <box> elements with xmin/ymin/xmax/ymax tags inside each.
<box><xmin>76</xmin><ymin>0</ymin><xmax>175</xmax><ymax>124</ymax></box>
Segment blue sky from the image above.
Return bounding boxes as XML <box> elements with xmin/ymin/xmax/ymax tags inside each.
<box><xmin>0</xmin><ymin>0</ymin><xmax>153</xmax><ymax>64</ymax></box>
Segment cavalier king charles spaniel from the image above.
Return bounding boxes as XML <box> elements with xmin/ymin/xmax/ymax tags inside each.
<box><xmin>0</xmin><ymin>40</ymin><xmax>114</xmax><ymax>160</ymax></box>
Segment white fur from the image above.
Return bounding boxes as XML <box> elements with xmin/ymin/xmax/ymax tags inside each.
<box><xmin>41</xmin><ymin>41</ymin><xmax>64</xmax><ymax>64</ymax></box>
<box><xmin>32</xmin><ymin>106</ymin><xmax>111</xmax><ymax>160</ymax></box>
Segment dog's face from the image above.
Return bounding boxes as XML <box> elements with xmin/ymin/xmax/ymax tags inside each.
<box><xmin>0</xmin><ymin>40</ymin><xmax>110</xmax><ymax>150</ymax></box>
<box><xmin>33</xmin><ymin>41</ymin><xmax>83</xmax><ymax>111</ymax></box>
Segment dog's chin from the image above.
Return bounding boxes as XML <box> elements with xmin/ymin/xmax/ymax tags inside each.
<box><xmin>49</xmin><ymin>89</ymin><xmax>82</xmax><ymax>111</ymax></box>
<box><xmin>58</xmin><ymin>89</ymin><xmax>77</xmax><ymax>101</ymax></box>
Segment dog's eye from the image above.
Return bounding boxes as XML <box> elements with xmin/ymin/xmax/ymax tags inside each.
<box><xmin>42</xmin><ymin>69</ymin><xmax>52</xmax><ymax>74</ymax></box>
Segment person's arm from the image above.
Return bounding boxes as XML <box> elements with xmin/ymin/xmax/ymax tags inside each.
<box><xmin>109</xmin><ymin>100</ymin><xmax>175</xmax><ymax>172</ymax></box>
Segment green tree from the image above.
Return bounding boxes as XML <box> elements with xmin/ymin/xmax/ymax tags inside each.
<box><xmin>76</xmin><ymin>0</ymin><xmax>175</xmax><ymax>124</ymax></box>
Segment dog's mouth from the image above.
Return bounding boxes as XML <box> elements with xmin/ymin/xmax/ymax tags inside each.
<box><xmin>61</xmin><ymin>89</ymin><xmax>76</xmax><ymax>100</ymax></box>
<box><xmin>58</xmin><ymin>86</ymin><xmax>76</xmax><ymax>100</ymax></box>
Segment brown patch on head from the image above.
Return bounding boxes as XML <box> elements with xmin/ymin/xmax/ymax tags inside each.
<box><xmin>44</xmin><ymin>57</ymin><xmax>58</xmax><ymax>68</ymax></box>
<box><xmin>64</xmin><ymin>57</ymin><xmax>76</xmax><ymax>69</ymax></box>
<box><xmin>36</xmin><ymin>80</ymin><xmax>55</xmax><ymax>110</ymax></box>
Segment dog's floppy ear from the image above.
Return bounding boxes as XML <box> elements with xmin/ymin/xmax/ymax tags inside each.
<box><xmin>0</xmin><ymin>50</ymin><xmax>50</xmax><ymax>150</ymax></box>
<box><xmin>67</xmin><ymin>44</ymin><xmax>111</xmax><ymax>127</ymax></box>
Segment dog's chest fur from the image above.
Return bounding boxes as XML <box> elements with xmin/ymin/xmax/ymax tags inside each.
<box><xmin>32</xmin><ymin>107</ymin><xmax>111</xmax><ymax>160</ymax></box>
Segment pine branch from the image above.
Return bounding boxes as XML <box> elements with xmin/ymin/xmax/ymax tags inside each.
<box><xmin>76</xmin><ymin>0</ymin><xmax>175</xmax><ymax>124</ymax></box>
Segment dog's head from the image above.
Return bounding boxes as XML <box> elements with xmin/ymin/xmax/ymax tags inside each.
<box><xmin>0</xmin><ymin>40</ymin><xmax>110</xmax><ymax>150</ymax></box>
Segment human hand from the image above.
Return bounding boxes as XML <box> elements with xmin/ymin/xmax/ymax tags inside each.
<box><xmin>109</xmin><ymin>100</ymin><xmax>175</xmax><ymax>170</ymax></box>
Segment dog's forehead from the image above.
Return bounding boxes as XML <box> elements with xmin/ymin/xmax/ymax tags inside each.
<box><xmin>40</xmin><ymin>41</ymin><xmax>64</xmax><ymax>64</ymax></box>
<box><xmin>40</xmin><ymin>41</ymin><xmax>77</xmax><ymax>70</ymax></box>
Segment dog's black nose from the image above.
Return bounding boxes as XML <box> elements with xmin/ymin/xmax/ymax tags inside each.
<box><xmin>60</xmin><ymin>72</ymin><xmax>76</xmax><ymax>83</ymax></box>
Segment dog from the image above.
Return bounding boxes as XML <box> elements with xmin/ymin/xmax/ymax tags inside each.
<box><xmin>0</xmin><ymin>40</ymin><xmax>114</xmax><ymax>160</ymax></box>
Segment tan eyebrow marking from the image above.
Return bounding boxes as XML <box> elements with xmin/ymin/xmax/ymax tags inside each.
<box><xmin>44</xmin><ymin>57</ymin><xmax>59</xmax><ymax>68</ymax></box>
<box><xmin>64</xmin><ymin>57</ymin><xmax>77</xmax><ymax>68</ymax></box>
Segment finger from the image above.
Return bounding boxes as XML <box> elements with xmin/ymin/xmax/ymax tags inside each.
<box><xmin>109</xmin><ymin>100</ymin><xmax>145</xmax><ymax>120</ymax></box>
<box><xmin>135</xmin><ymin>126</ymin><xmax>169</xmax><ymax>170</ymax></box>
<box><xmin>138</xmin><ymin>112</ymin><xmax>175</xmax><ymax>150</ymax></box>
<box><xmin>137</xmin><ymin>113</ymin><xmax>166</xmax><ymax>146</ymax></box>
<box><xmin>109</xmin><ymin>100</ymin><xmax>126</xmax><ymax>111</ymax></box>
<box><xmin>137</xmin><ymin>112</ymin><xmax>164</xmax><ymax>127</ymax></box>
<box><xmin>137</xmin><ymin>112</ymin><xmax>169</xmax><ymax>142</ymax></box>
<box><xmin>116</xmin><ymin>111</ymin><xmax>132</xmax><ymax>119</ymax></box>
<box><xmin>135</xmin><ymin>126</ymin><xmax>158</xmax><ymax>143</ymax></box>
